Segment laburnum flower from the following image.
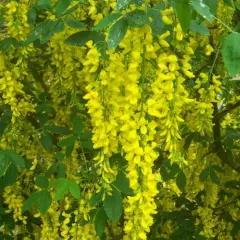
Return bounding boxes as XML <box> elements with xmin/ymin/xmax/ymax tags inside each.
<box><xmin>205</xmin><ymin>44</ymin><xmax>214</xmax><ymax>56</ymax></box>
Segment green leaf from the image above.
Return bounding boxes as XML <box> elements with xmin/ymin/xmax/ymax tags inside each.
<box><xmin>175</xmin><ymin>0</ymin><xmax>191</xmax><ymax>32</ymax></box>
<box><xmin>100</xmin><ymin>234</ymin><xmax>107</xmax><ymax>240</ymax></box>
<box><xmin>224</xmin><ymin>0</ymin><xmax>234</xmax><ymax>7</ymax></box>
<box><xmin>49</xmin><ymin>178</ymin><xmax>67</xmax><ymax>188</ymax></box>
<box><xmin>126</xmin><ymin>9</ymin><xmax>148</xmax><ymax>28</ymax></box>
<box><xmin>36</xmin><ymin>176</ymin><xmax>49</xmax><ymax>188</ymax></box>
<box><xmin>95</xmin><ymin>207</ymin><xmax>108</xmax><ymax>237</ymax></box>
<box><xmin>103</xmin><ymin>188</ymin><xmax>122</xmax><ymax>221</ymax></box>
<box><xmin>116</xmin><ymin>0</ymin><xmax>131</xmax><ymax>10</ymax></box>
<box><xmin>147</xmin><ymin>4</ymin><xmax>164</xmax><ymax>35</ymax></box>
<box><xmin>63</xmin><ymin>3</ymin><xmax>80</xmax><ymax>15</ymax></box>
<box><xmin>176</xmin><ymin>170</ymin><xmax>187</xmax><ymax>191</ymax></box>
<box><xmin>58</xmin><ymin>135</ymin><xmax>77</xmax><ymax>147</ymax></box>
<box><xmin>65</xmin><ymin>31</ymin><xmax>105</xmax><ymax>46</ymax></box>
<box><xmin>46</xmin><ymin>162</ymin><xmax>66</xmax><ymax>178</ymax></box>
<box><xmin>68</xmin><ymin>180</ymin><xmax>80</xmax><ymax>200</ymax></box>
<box><xmin>41</xmin><ymin>20</ymin><xmax>65</xmax><ymax>43</ymax></box>
<box><xmin>0</xmin><ymin>38</ymin><xmax>19</xmax><ymax>52</ymax></box>
<box><xmin>0</xmin><ymin>162</ymin><xmax>18</xmax><ymax>186</ymax></box>
<box><xmin>89</xmin><ymin>188</ymin><xmax>104</xmax><ymax>207</ymax></box>
<box><xmin>81</xmin><ymin>139</ymin><xmax>93</xmax><ymax>149</ymax></box>
<box><xmin>80</xmin><ymin>131</ymin><xmax>92</xmax><ymax>141</ymax></box>
<box><xmin>0</xmin><ymin>151</ymin><xmax>11</xmax><ymax>177</ymax></box>
<box><xmin>22</xmin><ymin>191</ymin><xmax>41</xmax><ymax>212</ymax></box>
<box><xmin>113</xmin><ymin>170</ymin><xmax>134</xmax><ymax>195</ymax></box>
<box><xmin>25</xmin><ymin>23</ymin><xmax>46</xmax><ymax>45</ymax></box>
<box><xmin>65</xmin><ymin>19</ymin><xmax>85</xmax><ymax>29</ymax></box>
<box><xmin>55</xmin><ymin>152</ymin><xmax>65</xmax><ymax>161</ymax></box>
<box><xmin>0</xmin><ymin>207</ymin><xmax>6</xmax><ymax>214</ymax></box>
<box><xmin>191</xmin><ymin>0</ymin><xmax>213</xmax><ymax>22</ymax></box>
<box><xmin>168</xmin><ymin>163</ymin><xmax>181</xmax><ymax>178</ymax></box>
<box><xmin>50</xmin><ymin>178</ymin><xmax>80</xmax><ymax>200</ymax></box>
<box><xmin>231</xmin><ymin>221</ymin><xmax>240</xmax><ymax>237</ymax></box>
<box><xmin>183</xmin><ymin>132</ymin><xmax>200</xmax><ymax>151</ymax></box>
<box><xmin>57</xmin><ymin>163</ymin><xmax>66</xmax><ymax>178</ymax></box>
<box><xmin>50</xmin><ymin>178</ymin><xmax>69</xmax><ymax>201</ymax></box>
<box><xmin>40</xmin><ymin>132</ymin><xmax>53</xmax><ymax>152</ymax></box>
<box><xmin>224</xmin><ymin>128</ymin><xmax>240</xmax><ymax>149</ymax></box>
<box><xmin>58</xmin><ymin>135</ymin><xmax>76</xmax><ymax>157</ymax></box>
<box><xmin>36</xmin><ymin>103</ymin><xmax>55</xmax><ymax>114</ymax></box>
<box><xmin>212</xmin><ymin>165</ymin><xmax>224</xmax><ymax>173</ymax></box>
<box><xmin>235</xmin><ymin>2</ymin><xmax>240</xmax><ymax>10</ymax></box>
<box><xmin>190</xmin><ymin>20</ymin><xmax>209</xmax><ymax>35</ymax></box>
<box><xmin>5</xmin><ymin>150</ymin><xmax>25</xmax><ymax>169</ymax></box>
<box><xmin>0</xmin><ymin>235</ymin><xmax>14</xmax><ymax>240</ymax></box>
<box><xmin>225</xmin><ymin>180</ymin><xmax>240</xmax><ymax>190</ymax></box>
<box><xmin>38</xmin><ymin>190</ymin><xmax>52</xmax><ymax>215</ymax></box>
<box><xmin>37</xmin><ymin>0</ymin><xmax>51</xmax><ymax>9</ymax></box>
<box><xmin>55</xmin><ymin>0</ymin><xmax>73</xmax><ymax>16</ymax></box>
<box><xmin>160</xmin><ymin>165</ymin><xmax>170</xmax><ymax>181</ymax></box>
<box><xmin>72</xmin><ymin>115</ymin><xmax>84</xmax><ymax>135</ymax></box>
<box><xmin>222</xmin><ymin>33</ymin><xmax>240</xmax><ymax>77</ymax></box>
<box><xmin>46</xmin><ymin>125</ymin><xmax>72</xmax><ymax>135</ymax></box>
<box><xmin>108</xmin><ymin>18</ymin><xmax>128</xmax><ymax>49</ymax></box>
<box><xmin>199</xmin><ymin>167</ymin><xmax>209</xmax><ymax>182</ymax></box>
<box><xmin>0</xmin><ymin>110</ymin><xmax>12</xmax><ymax>136</ymax></box>
<box><xmin>210</xmin><ymin>168</ymin><xmax>220</xmax><ymax>185</ymax></box>
<box><xmin>46</xmin><ymin>163</ymin><xmax>59</xmax><ymax>177</ymax></box>
<box><xmin>22</xmin><ymin>190</ymin><xmax>51</xmax><ymax>215</ymax></box>
<box><xmin>203</xmin><ymin>0</ymin><xmax>218</xmax><ymax>15</ymax></box>
<box><xmin>132</xmin><ymin>0</ymin><xmax>144</xmax><ymax>5</ymax></box>
<box><xmin>25</xmin><ymin>20</ymin><xmax>65</xmax><ymax>45</ymax></box>
<box><xmin>3</xmin><ymin>215</ymin><xmax>15</xmax><ymax>230</ymax></box>
<box><xmin>28</xmin><ymin>7</ymin><xmax>37</xmax><ymax>25</ymax></box>
<box><xmin>0</xmin><ymin>8</ymin><xmax>4</xmax><ymax>25</ymax></box>
<box><xmin>65</xmin><ymin>143</ymin><xmax>75</xmax><ymax>157</ymax></box>
<box><xmin>93</xmin><ymin>13</ymin><xmax>122</xmax><ymax>31</ymax></box>
<box><xmin>96</xmin><ymin>41</ymin><xmax>109</xmax><ymax>60</ymax></box>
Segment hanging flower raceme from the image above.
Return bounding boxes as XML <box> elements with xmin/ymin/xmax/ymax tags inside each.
<box><xmin>0</xmin><ymin>70</ymin><xmax>36</xmax><ymax>122</ymax></box>
<box><xmin>4</xmin><ymin>0</ymin><xmax>30</xmax><ymax>41</ymax></box>
<box><xmin>83</xmin><ymin>42</ymin><xmax>118</xmax><ymax>187</ymax></box>
<box><xmin>147</xmin><ymin>52</ymin><xmax>191</xmax><ymax>163</ymax></box>
<box><xmin>0</xmin><ymin>0</ymin><xmax>239</xmax><ymax>239</ymax></box>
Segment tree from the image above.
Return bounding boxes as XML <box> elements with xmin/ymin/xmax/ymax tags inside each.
<box><xmin>0</xmin><ymin>0</ymin><xmax>240</xmax><ymax>239</ymax></box>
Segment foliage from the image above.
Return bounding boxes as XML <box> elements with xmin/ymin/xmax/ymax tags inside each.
<box><xmin>0</xmin><ymin>0</ymin><xmax>240</xmax><ymax>239</ymax></box>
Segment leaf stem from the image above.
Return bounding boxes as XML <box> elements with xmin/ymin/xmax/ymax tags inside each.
<box><xmin>213</xmin><ymin>16</ymin><xmax>235</xmax><ymax>33</ymax></box>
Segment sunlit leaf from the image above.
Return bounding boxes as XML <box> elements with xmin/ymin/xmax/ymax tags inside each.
<box><xmin>107</xmin><ymin>18</ymin><xmax>128</xmax><ymax>49</ymax></box>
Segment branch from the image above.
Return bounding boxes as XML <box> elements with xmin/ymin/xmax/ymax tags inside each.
<box><xmin>207</xmin><ymin>37</ymin><xmax>240</xmax><ymax>172</ymax></box>
<box><xmin>215</xmin><ymin>100</ymin><xmax>240</xmax><ymax>120</ymax></box>
<box><xmin>212</xmin><ymin>103</ymin><xmax>240</xmax><ymax>173</ymax></box>
<box><xmin>214</xmin><ymin>193</ymin><xmax>240</xmax><ymax>210</ymax></box>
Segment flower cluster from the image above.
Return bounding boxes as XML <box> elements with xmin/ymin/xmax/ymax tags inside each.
<box><xmin>0</xmin><ymin>0</ymin><xmax>240</xmax><ymax>240</ymax></box>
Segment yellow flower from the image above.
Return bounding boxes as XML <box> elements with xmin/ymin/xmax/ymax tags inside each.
<box><xmin>205</xmin><ymin>44</ymin><xmax>214</xmax><ymax>56</ymax></box>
